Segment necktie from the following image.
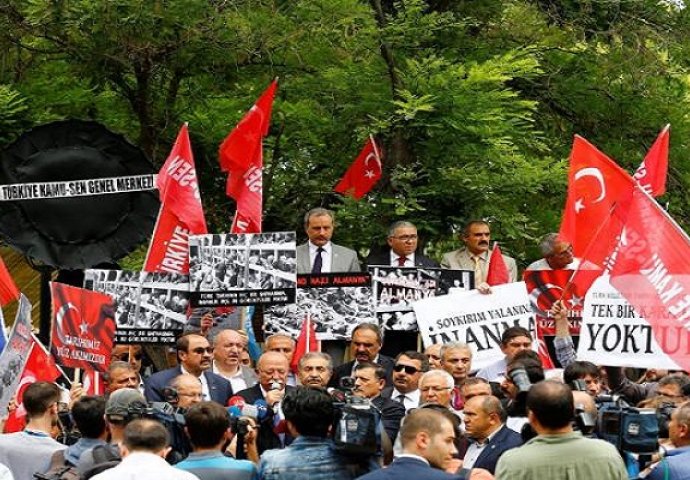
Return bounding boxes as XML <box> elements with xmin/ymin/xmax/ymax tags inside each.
<box><xmin>396</xmin><ymin>394</ymin><xmax>406</xmax><ymax>405</ymax></box>
<box><xmin>472</xmin><ymin>255</ymin><xmax>483</xmax><ymax>285</ymax></box>
<box><xmin>312</xmin><ymin>247</ymin><xmax>324</xmax><ymax>273</ymax></box>
<box><xmin>397</xmin><ymin>256</ymin><xmax>407</xmax><ymax>267</ymax></box>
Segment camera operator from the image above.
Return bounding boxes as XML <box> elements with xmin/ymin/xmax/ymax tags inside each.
<box><xmin>89</xmin><ymin>419</ymin><xmax>197</xmax><ymax>480</ymax></box>
<box><xmin>0</xmin><ymin>382</ymin><xmax>66</xmax><ymax>480</ymax></box>
<box><xmin>258</xmin><ymin>387</ymin><xmax>377</xmax><ymax>480</ymax></box>
<box><xmin>646</xmin><ymin>402</ymin><xmax>690</xmax><ymax>480</ymax></box>
<box><xmin>77</xmin><ymin>388</ymin><xmax>147</xmax><ymax>478</ymax></box>
<box><xmin>605</xmin><ymin>367</ymin><xmax>690</xmax><ymax>406</ymax></box>
<box><xmin>499</xmin><ymin>350</ymin><xmax>545</xmax><ymax>433</ymax></box>
<box><xmin>572</xmin><ymin>390</ymin><xmax>597</xmax><ymax>437</ymax></box>
<box><xmin>564</xmin><ymin>361</ymin><xmax>604</xmax><ymax>397</ymax></box>
<box><xmin>174</xmin><ymin>401</ymin><xmax>258</xmax><ymax>480</ymax></box>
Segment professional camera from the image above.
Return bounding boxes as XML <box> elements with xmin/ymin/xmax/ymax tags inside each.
<box><xmin>656</xmin><ymin>402</ymin><xmax>675</xmax><ymax>439</ymax></box>
<box><xmin>56</xmin><ymin>402</ymin><xmax>81</xmax><ymax>446</ymax></box>
<box><xmin>597</xmin><ymin>397</ymin><xmax>659</xmax><ymax>454</ymax></box>
<box><xmin>330</xmin><ymin>376</ymin><xmax>382</xmax><ymax>457</ymax></box>
<box><xmin>126</xmin><ymin>401</ymin><xmax>190</xmax><ymax>462</ymax></box>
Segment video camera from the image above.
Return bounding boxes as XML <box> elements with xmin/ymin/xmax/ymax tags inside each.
<box><xmin>596</xmin><ymin>396</ymin><xmax>659</xmax><ymax>454</ymax></box>
<box><xmin>329</xmin><ymin>376</ymin><xmax>382</xmax><ymax>457</ymax></box>
<box><xmin>126</xmin><ymin>401</ymin><xmax>190</xmax><ymax>462</ymax></box>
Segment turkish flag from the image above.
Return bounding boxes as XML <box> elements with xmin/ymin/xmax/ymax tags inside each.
<box><xmin>633</xmin><ymin>125</ymin><xmax>669</xmax><ymax>198</ymax></box>
<box><xmin>219</xmin><ymin>79</ymin><xmax>278</xmax><ymax>234</ymax></box>
<box><xmin>334</xmin><ymin>137</ymin><xmax>382</xmax><ymax>200</ymax></box>
<box><xmin>290</xmin><ymin>315</ymin><xmax>319</xmax><ymax>374</ymax></box>
<box><xmin>82</xmin><ymin>368</ymin><xmax>105</xmax><ymax>396</ymax></box>
<box><xmin>559</xmin><ymin>136</ymin><xmax>635</xmax><ymax>266</ymax></box>
<box><xmin>0</xmin><ymin>255</ymin><xmax>19</xmax><ymax>307</ymax></box>
<box><xmin>3</xmin><ymin>335</ymin><xmax>61</xmax><ymax>433</ymax></box>
<box><xmin>610</xmin><ymin>186</ymin><xmax>690</xmax><ymax>371</ymax></box>
<box><xmin>486</xmin><ymin>244</ymin><xmax>510</xmax><ymax>286</ymax></box>
<box><xmin>144</xmin><ymin>124</ymin><xmax>207</xmax><ymax>274</ymax></box>
<box><xmin>50</xmin><ymin>282</ymin><xmax>116</xmax><ymax>373</ymax></box>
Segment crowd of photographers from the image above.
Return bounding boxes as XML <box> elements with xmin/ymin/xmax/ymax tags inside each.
<box><xmin>2</xmin><ymin>305</ymin><xmax>690</xmax><ymax>480</ymax></box>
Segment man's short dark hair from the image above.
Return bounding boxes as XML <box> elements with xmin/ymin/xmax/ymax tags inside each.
<box><xmin>507</xmin><ymin>350</ymin><xmax>545</xmax><ymax>384</ymax></box>
<box><xmin>659</xmin><ymin>374</ymin><xmax>690</xmax><ymax>391</ymax></box>
<box><xmin>72</xmin><ymin>396</ymin><xmax>107</xmax><ymax>439</ymax></box>
<box><xmin>527</xmin><ymin>380</ymin><xmax>574</xmax><ymax>430</ymax></box>
<box><xmin>103</xmin><ymin>360</ymin><xmax>134</xmax><ymax>383</ymax></box>
<box><xmin>304</xmin><ymin>208</ymin><xmax>334</xmax><ymax>227</ymax></box>
<box><xmin>462</xmin><ymin>220</ymin><xmax>489</xmax><ymax>237</ymax></box>
<box><xmin>352</xmin><ymin>323</ymin><xmax>382</xmax><ymax>345</ymax></box>
<box><xmin>563</xmin><ymin>361</ymin><xmax>599</xmax><ymax>385</ymax></box>
<box><xmin>501</xmin><ymin>326</ymin><xmax>532</xmax><ymax>345</ymax></box>
<box><xmin>354</xmin><ymin>362</ymin><xmax>386</xmax><ymax>381</ymax></box>
<box><xmin>184</xmin><ymin>401</ymin><xmax>230</xmax><ymax>448</ymax></box>
<box><xmin>23</xmin><ymin>381</ymin><xmax>60</xmax><ymax>418</ymax></box>
<box><xmin>177</xmin><ymin>332</ymin><xmax>204</xmax><ymax>353</ymax></box>
<box><xmin>399</xmin><ymin>408</ymin><xmax>449</xmax><ymax>447</ymax></box>
<box><xmin>395</xmin><ymin>351</ymin><xmax>429</xmax><ymax>373</ymax></box>
<box><xmin>282</xmin><ymin>387</ymin><xmax>334</xmax><ymax>438</ymax></box>
<box><xmin>123</xmin><ymin>418</ymin><xmax>169</xmax><ymax>452</ymax></box>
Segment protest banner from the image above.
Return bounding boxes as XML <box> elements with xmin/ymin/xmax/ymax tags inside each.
<box><xmin>84</xmin><ymin>270</ymin><xmax>189</xmax><ymax>344</ymax></box>
<box><xmin>370</xmin><ymin>267</ymin><xmax>473</xmax><ymax>331</ymax></box>
<box><xmin>577</xmin><ymin>276</ymin><xmax>682</xmax><ymax>369</ymax></box>
<box><xmin>189</xmin><ymin>232</ymin><xmax>296</xmax><ymax>307</ymax></box>
<box><xmin>50</xmin><ymin>282</ymin><xmax>116</xmax><ymax>373</ymax></box>
<box><xmin>0</xmin><ymin>295</ymin><xmax>33</xmax><ymax>413</ymax></box>
<box><xmin>265</xmin><ymin>273</ymin><xmax>375</xmax><ymax>340</ymax></box>
<box><xmin>413</xmin><ymin>282</ymin><xmax>534</xmax><ymax>371</ymax></box>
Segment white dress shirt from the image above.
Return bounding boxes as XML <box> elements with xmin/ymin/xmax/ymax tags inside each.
<box><xmin>309</xmin><ymin>241</ymin><xmax>332</xmax><ymax>273</ymax></box>
<box><xmin>212</xmin><ymin>362</ymin><xmax>248</xmax><ymax>393</ymax></box>
<box><xmin>90</xmin><ymin>451</ymin><xmax>199</xmax><ymax>480</ymax></box>
<box><xmin>180</xmin><ymin>365</ymin><xmax>210</xmax><ymax>401</ymax></box>
<box><xmin>391</xmin><ymin>387</ymin><xmax>420</xmax><ymax>412</ymax></box>
<box><xmin>463</xmin><ymin>425</ymin><xmax>502</xmax><ymax>469</ymax></box>
<box><xmin>390</xmin><ymin>251</ymin><xmax>416</xmax><ymax>267</ymax></box>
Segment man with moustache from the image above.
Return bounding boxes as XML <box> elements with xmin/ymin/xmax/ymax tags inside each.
<box><xmin>144</xmin><ymin>333</ymin><xmax>233</xmax><ymax>405</ymax></box>
<box><xmin>212</xmin><ymin>328</ymin><xmax>258</xmax><ymax>393</ymax></box>
<box><xmin>353</xmin><ymin>363</ymin><xmax>405</xmax><ymax>443</ymax></box>
<box><xmin>297</xmin><ymin>352</ymin><xmax>333</xmax><ymax>388</ymax></box>
<box><xmin>296</xmin><ymin>208</ymin><xmax>360</xmax><ymax>274</ymax></box>
<box><xmin>105</xmin><ymin>361</ymin><xmax>140</xmax><ymax>394</ymax></box>
<box><xmin>329</xmin><ymin>323</ymin><xmax>395</xmax><ymax>389</ymax></box>
<box><xmin>441</xmin><ymin>221</ymin><xmax>518</xmax><ymax>285</ymax></box>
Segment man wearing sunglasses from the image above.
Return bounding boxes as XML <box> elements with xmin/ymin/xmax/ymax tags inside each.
<box><xmin>383</xmin><ymin>351</ymin><xmax>429</xmax><ymax>412</ymax></box>
<box><xmin>144</xmin><ymin>333</ymin><xmax>233</xmax><ymax>405</ymax></box>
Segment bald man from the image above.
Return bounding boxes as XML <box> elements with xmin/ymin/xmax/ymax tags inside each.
<box><xmin>212</xmin><ymin>329</ymin><xmax>258</xmax><ymax>392</ymax></box>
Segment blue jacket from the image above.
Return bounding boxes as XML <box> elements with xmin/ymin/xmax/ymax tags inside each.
<box><xmin>259</xmin><ymin>436</ymin><xmax>376</xmax><ymax>480</ymax></box>
<box><xmin>357</xmin><ymin>456</ymin><xmax>464</xmax><ymax>480</ymax></box>
<box><xmin>469</xmin><ymin>425</ymin><xmax>523</xmax><ymax>474</ymax></box>
<box><xmin>648</xmin><ymin>446</ymin><xmax>690</xmax><ymax>480</ymax></box>
<box><xmin>144</xmin><ymin>366</ymin><xmax>233</xmax><ymax>405</ymax></box>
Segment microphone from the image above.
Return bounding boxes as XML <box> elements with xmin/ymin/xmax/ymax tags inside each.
<box><xmin>327</xmin><ymin>387</ymin><xmax>347</xmax><ymax>403</ymax></box>
<box><xmin>269</xmin><ymin>380</ymin><xmax>284</xmax><ymax>391</ymax></box>
<box><xmin>226</xmin><ymin>397</ymin><xmax>269</xmax><ymax>421</ymax></box>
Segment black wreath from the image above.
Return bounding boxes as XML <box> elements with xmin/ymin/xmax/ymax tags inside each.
<box><xmin>0</xmin><ymin>120</ymin><xmax>159</xmax><ymax>269</ymax></box>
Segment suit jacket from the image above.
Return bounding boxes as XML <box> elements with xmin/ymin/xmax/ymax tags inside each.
<box><xmin>143</xmin><ymin>366</ymin><xmax>233</xmax><ymax>405</ymax></box>
<box><xmin>365</xmin><ymin>251</ymin><xmax>440</xmax><ymax>269</ymax></box>
<box><xmin>440</xmin><ymin>248</ymin><xmax>518</xmax><ymax>283</ymax></box>
<box><xmin>328</xmin><ymin>355</ymin><xmax>395</xmax><ymax>389</ymax></box>
<box><xmin>236</xmin><ymin>384</ymin><xmax>296</xmax><ymax>455</ymax></box>
<box><xmin>371</xmin><ymin>395</ymin><xmax>405</xmax><ymax>443</ymax></box>
<box><xmin>358</xmin><ymin>456</ymin><xmax>465</xmax><ymax>480</ymax></box>
<box><xmin>467</xmin><ymin>424</ymin><xmax>523</xmax><ymax>474</ymax></box>
<box><xmin>296</xmin><ymin>242</ymin><xmax>361</xmax><ymax>274</ymax></box>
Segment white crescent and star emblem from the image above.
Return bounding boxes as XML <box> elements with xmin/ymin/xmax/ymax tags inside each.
<box><xmin>528</xmin><ymin>283</ymin><xmax>563</xmax><ymax>316</ymax></box>
<box><xmin>573</xmin><ymin>167</ymin><xmax>606</xmax><ymax>213</ymax></box>
<box><xmin>56</xmin><ymin>302</ymin><xmax>79</xmax><ymax>343</ymax></box>
<box><xmin>363</xmin><ymin>152</ymin><xmax>381</xmax><ymax>179</ymax></box>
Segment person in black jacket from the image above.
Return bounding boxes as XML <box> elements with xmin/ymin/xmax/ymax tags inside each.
<box><xmin>353</xmin><ymin>362</ymin><xmax>405</xmax><ymax>443</ymax></box>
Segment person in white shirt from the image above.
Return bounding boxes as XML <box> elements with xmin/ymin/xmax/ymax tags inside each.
<box><xmin>90</xmin><ymin>419</ymin><xmax>199</xmax><ymax>480</ymax></box>
<box><xmin>212</xmin><ymin>329</ymin><xmax>258</xmax><ymax>393</ymax></box>
<box><xmin>388</xmin><ymin>351</ymin><xmax>428</xmax><ymax>412</ymax></box>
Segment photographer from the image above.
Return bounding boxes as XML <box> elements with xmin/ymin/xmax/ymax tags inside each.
<box><xmin>175</xmin><ymin>401</ymin><xmax>258</xmax><ymax>480</ymax></box>
<box><xmin>564</xmin><ymin>361</ymin><xmax>604</xmax><ymax>397</ymax></box>
<box><xmin>499</xmin><ymin>351</ymin><xmax>544</xmax><ymax>433</ymax></box>
<box><xmin>258</xmin><ymin>387</ymin><xmax>377</xmax><ymax>480</ymax></box>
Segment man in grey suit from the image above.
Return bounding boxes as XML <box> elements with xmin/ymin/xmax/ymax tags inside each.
<box><xmin>296</xmin><ymin>207</ymin><xmax>360</xmax><ymax>274</ymax></box>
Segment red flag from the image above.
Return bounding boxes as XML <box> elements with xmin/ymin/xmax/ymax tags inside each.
<box><xmin>610</xmin><ymin>186</ymin><xmax>690</xmax><ymax>371</ymax></box>
<box><xmin>4</xmin><ymin>335</ymin><xmax>61</xmax><ymax>433</ymax></box>
<box><xmin>219</xmin><ymin>80</ymin><xmax>278</xmax><ymax>234</ymax></box>
<box><xmin>633</xmin><ymin>125</ymin><xmax>669</xmax><ymax>198</ymax></box>
<box><xmin>50</xmin><ymin>282</ymin><xmax>116</xmax><ymax>373</ymax></box>
<box><xmin>290</xmin><ymin>315</ymin><xmax>319</xmax><ymax>374</ymax></box>
<box><xmin>144</xmin><ymin>124</ymin><xmax>207</xmax><ymax>274</ymax></box>
<box><xmin>82</xmin><ymin>368</ymin><xmax>105</xmax><ymax>396</ymax></box>
<box><xmin>334</xmin><ymin>136</ymin><xmax>382</xmax><ymax>200</ymax></box>
<box><xmin>559</xmin><ymin>136</ymin><xmax>635</xmax><ymax>266</ymax></box>
<box><xmin>485</xmin><ymin>243</ymin><xmax>510</xmax><ymax>286</ymax></box>
<box><xmin>0</xmin><ymin>255</ymin><xmax>19</xmax><ymax>307</ymax></box>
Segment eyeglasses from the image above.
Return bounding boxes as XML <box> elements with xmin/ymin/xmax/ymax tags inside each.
<box><xmin>191</xmin><ymin>347</ymin><xmax>214</xmax><ymax>354</ymax></box>
<box><xmin>394</xmin><ymin>364</ymin><xmax>420</xmax><ymax>374</ymax></box>
<box><xmin>420</xmin><ymin>386</ymin><xmax>452</xmax><ymax>393</ymax></box>
<box><xmin>391</xmin><ymin>234</ymin><xmax>418</xmax><ymax>242</ymax></box>
<box><xmin>113</xmin><ymin>353</ymin><xmax>143</xmax><ymax>361</ymax></box>
<box><xmin>551</xmin><ymin>245</ymin><xmax>573</xmax><ymax>257</ymax></box>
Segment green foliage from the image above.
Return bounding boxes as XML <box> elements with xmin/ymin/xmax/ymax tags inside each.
<box><xmin>0</xmin><ymin>84</ymin><xmax>29</xmax><ymax>144</ymax></box>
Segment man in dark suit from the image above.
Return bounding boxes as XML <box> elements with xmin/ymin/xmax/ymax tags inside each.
<box><xmin>144</xmin><ymin>333</ymin><xmax>233</xmax><ymax>405</ymax></box>
<box><xmin>353</xmin><ymin>362</ymin><xmax>405</xmax><ymax>443</ymax></box>
<box><xmin>462</xmin><ymin>395</ymin><xmax>522</xmax><ymax>474</ymax></box>
<box><xmin>235</xmin><ymin>351</ymin><xmax>295</xmax><ymax>455</ymax></box>
<box><xmin>296</xmin><ymin>208</ymin><xmax>360</xmax><ymax>274</ymax></box>
<box><xmin>328</xmin><ymin>323</ymin><xmax>395</xmax><ymax>389</ymax></box>
<box><xmin>365</xmin><ymin>220</ymin><xmax>439</xmax><ymax>268</ymax></box>
<box><xmin>357</xmin><ymin>408</ymin><xmax>468</xmax><ymax>480</ymax></box>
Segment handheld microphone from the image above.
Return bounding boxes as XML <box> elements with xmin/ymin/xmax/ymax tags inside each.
<box><xmin>269</xmin><ymin>380</ymin><xmax>284</xmax><ymax>391</ymax></box>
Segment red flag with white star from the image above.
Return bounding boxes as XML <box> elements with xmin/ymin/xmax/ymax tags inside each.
<box><xmin>50</xmin><ymin>282</ymin><xmax>115</xmax><ymax>373</ymax></box>
<box><xmin>334</xmin><ymin>136</ymin><xmax>382</xmax><ymax>199</ymax></box>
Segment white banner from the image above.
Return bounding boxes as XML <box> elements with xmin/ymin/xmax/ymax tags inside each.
<box><xmin>413</xmin><ymin>282</ymin><xmax>534</xmax><ymax>371</ymax></box>
<box><xmin>578</xmin><ymin>276</ymin><xmax>682</xmax><ymax>369</ymax></box>
<box><xmin>0</xmin><ymin>174</ymin><xmax>157</xmax><ymax>201</ymax></box>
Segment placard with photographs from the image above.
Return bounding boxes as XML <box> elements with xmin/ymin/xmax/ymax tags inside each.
<box><xmin>264</xmin><ymin>273</ymin><xmax>375</xmax><ymax>340</ymax></box>
<box><xmin>369</xmin><ymin>267</ymin><xmax>474</xmax><ymax>331</ymax></box>
<box><xmin>189</xmin><ymin>232</ymin><xmax>297</xmax><ymax>307</ymax></box>
<box><xmin>84</xmin><ymin>270</ymin><xmax>190</xmax><ymax>344</ymax></box>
